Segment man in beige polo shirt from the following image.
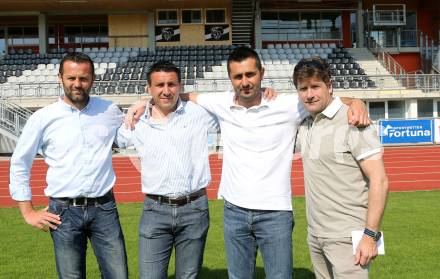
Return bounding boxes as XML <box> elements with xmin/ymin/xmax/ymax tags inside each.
<box><xmin>293</xmin><ymin>57</ymin><xmax>389</xmax><ymax>279</ymax></box>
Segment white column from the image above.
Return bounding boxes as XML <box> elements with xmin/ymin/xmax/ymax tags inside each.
<box><xmin>384</xmin><ymin>100</ymin><xmax>389</xmax><ymax>119</ymax></box>
<box><xmin>405</xmin><ymin>99</ymin><xmax>417</xmax><ymax>118</ymax></box>
<box><xmin>147</xmin><ymin>11</ymin><xmax>155</xmax><ymax>50</ymax></box>
<box><xmin>254</xmin><ymin>0</ymin><xmax>262</xmax><ymax>49</ymax></box>
<box><xmin>356</xmin><ymin>0</ymin><xmax>364</xmax><ymax>48</ymax></box>
<box><xmin>38</xmin><ymin>13</ymin><xmax>48</xmax><ymax>54</ymax></box>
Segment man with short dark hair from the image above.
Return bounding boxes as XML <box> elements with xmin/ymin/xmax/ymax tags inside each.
<box><xmin>9</xmin><ymin>52</ymin><xmax>128</xmax><ymax>279</ymax></box>
<box><xmin>293</xmin><ymin>57</ymin><xmax>389</xmax><ymax>279</ymax></box>
<box><xmin>116</xmin><ymin>61</ymin><xmax>218</xmax><ymax>279</ymax></box>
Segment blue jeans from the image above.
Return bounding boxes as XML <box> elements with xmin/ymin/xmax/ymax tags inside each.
<box><xmin>48</xmin><ymin>198</ymin><xmax>128</xmax><ymax>279</ymax></box>
<box><xmin>138</xmin><ymin>194</ymin><xmax>210</xmax><ymax>279</ymax></box>
<box><xmin>223</xmin><ymin>200</ymin><xmax>294</xmax><ymax>279</ymax></box>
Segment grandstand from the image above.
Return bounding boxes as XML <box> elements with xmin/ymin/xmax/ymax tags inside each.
<box><xmin>0</xmin><ymin>0</ymin><xmax>439</xmax><ymax>153</ymax></box>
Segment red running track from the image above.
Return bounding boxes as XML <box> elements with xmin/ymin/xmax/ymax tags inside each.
<box><xmin>1</xmin><ymin>145</ymin><xmax>440</xmax><ymax>207</ymax></box>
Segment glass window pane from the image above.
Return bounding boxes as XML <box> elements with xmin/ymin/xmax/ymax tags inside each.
<box><xmin>182</xmin><ymin>10</ymin><xmax>201</xmax><ymax>24</ymax></box>
<box><xmin>369</xmin><ymin>102</ymin><xmax>385</xmax><ymax>120</ymax></box>
<box><xmin>158</xmin><ymin>10</ymin><xmax>178</xmax><ymax>25</ymax></box>
<box><xmin>82</xmin><ymin>26</ymin><xmax>99</xmax><ymax>34</ymax></box>
<box><xmin>300</xmin><ymin>12</ymin><xmax>321</xmax><ymax>40</ymax></box>
<box><xmin>206</xmin><ymin>10</ymin><xmax>225</xmax><ymax>23</ymax></box>
<box><xmin>417</xmin><ymin>99</ymin><xmax>433</xmax><ymax>118</ymax></box>
<box><xmin>8</xmin><ymin>27</ymin><xmax>23</xmax><ymax>36</ymax></box>
<box><xmin>64</xmin><ymin>26</ymin><xmax>82</xmax><ymax>34</ymax></box>
<box><xmin>168</xmin><ymin>11</ymin><xmax>177</xmax><ymax>21</ymax></box>
<box><xmin>388</xmin><ymin>100</ymin><xmax>405</xmax><ymax>119</ymax></box>
<box><xmin>0</xmin><ymin>28</ymin><xmax>5</xmax><ymax>53</ymax></box>
<box><xmin>261</xmin><ymin>11</ymin><xmax>278</xmax><ymax>21</ymax></box>
<box><xmin>321</xmin><ymin>12</ymin><xmax>341</xmax><ymax>39</ymax></box>
<box><xmin>438</xmin><ymin>101</ymin><xmax>440</xmax><ymax>116</ymax></box>
<box><xmin>192</xmin><ymin>10</ymin><xmax>201</xmax><ymax>23</ymax></box>
<box><xmin>182</xmin><ymin>10</ymin><xmax>191</xmax><ymax>23</ymax></box>
<box><xmin>23</xmin><ymin>27</ymin><xmax>38</xmax><ymax>36</ymax></box>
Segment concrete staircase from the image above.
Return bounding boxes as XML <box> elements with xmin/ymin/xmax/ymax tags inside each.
<box><xmin>347</xmin><ymin>47</ymin><xmax>400</xmax><ymax>88</ymax></box>
<box><xmin>231</xmin><ymin>0</ymin><xmax>255</xmax><ymax>46</ymax></box>
<box><xmin>0</xmin><ymin>99</ymin><xmax>32</xmax><ymax>142</ymax></box>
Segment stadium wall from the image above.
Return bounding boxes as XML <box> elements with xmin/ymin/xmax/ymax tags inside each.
<box><xmin>108</xmin><ymin>14</ymin><xmax>149</xmax><ymax>48</ymax></box>
<box><xmin>390</xmin><ymin>53</ymin><xmax>422</xmax><ymax>73</ymax></box>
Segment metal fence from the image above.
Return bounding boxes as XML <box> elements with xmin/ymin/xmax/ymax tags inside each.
<box><xmin>0</xmin><ymin>99</ymin><xmax>32</xmax><ymax>139</ymax></box>
<box><xmin>367</xmin><ymin>39</ymin><xmax>406</xmax><ymax>76</ymax></box>
<box><xmin>1</xmin><ymin>73</ymin><xmax>440</xmax><ymax>99</ymax></box>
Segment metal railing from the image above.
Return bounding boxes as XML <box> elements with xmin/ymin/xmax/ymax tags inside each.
<box><xmin>332</xmin><ymin>74</ymin><xmax>440</xmax><ymax>93</ymax></box>
<box><xmin>372</xmin><ymin>4</ymin><xmax>406</xmax><ymax>26</ymax></box>
<box><xmin>367</xmin><ymin>39</ymin><xmax>406</xmax><ymax>76</ymax></box>
<box><xmin>261</xmin><ymin>30</ymin><xmax>342</xmax><ymax>42</ymax></box>
<box><xmin>0</xmin><ymin>99</ymin><xmax>32</xmax><ymax>139</ymax></box>
<box><xmin>366</xmin><ymin>29</ymin><xmax>422</xmax><ymax>48</ymax></box>
<box><xmin>1</xmin><ymin>73</ymin><xmax>440</xmax><ymax>99</ymax></box>
<box><xmin>419</xmin><ymin>33</ymin><xmax>440</xmax><ymax>74</ymax></box>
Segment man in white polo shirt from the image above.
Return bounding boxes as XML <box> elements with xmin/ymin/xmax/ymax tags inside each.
<box><xmin>293</xmin><ymin>57</ymin><xmax>389</xmax><ymax>279</ymax></box>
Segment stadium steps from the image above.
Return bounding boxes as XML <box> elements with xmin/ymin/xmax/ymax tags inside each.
<box><xmin>0</xmin><ymin>99</ymin><xmax>32</xmax><ymax>142</ymax></box>
<box><xmin>347</xmin><ymin>48</ymin><xmax>400</xmax><ymax>88</ymax></box>
<box><xmin>231</xmin><ymin>0</ymin><xmax>255</xmax><ymax>46</ymax></box>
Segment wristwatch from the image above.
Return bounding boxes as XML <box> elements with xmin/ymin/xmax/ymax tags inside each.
<box><xmin>363</xmin><ymin>228</ymin><xmax>382</xmax><ymax>241</ymax></box>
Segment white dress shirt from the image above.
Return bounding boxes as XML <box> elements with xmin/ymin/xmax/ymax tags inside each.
<box><xmin>116</xmin><ymin>99</ymin><xmax>219</xmax><ymax>197</ymax></box>
<box><xmin>9</xmin><ymin>97</ymin><xmax>123</xmax><ymax>201</ymax></box>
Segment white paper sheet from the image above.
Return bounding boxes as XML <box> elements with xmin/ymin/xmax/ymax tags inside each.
<box><xmin>351</xmin><ymin>230</ymin><xmax>385</xmax><ymax>255</ymax></box>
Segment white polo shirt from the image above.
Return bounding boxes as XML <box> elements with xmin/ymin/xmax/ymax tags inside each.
<box><xmin>198</xmin><ymin>91</ymin><xmax>308</xmax><ymax>210</ymax></box>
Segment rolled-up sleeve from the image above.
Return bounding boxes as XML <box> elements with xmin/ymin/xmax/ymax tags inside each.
<box><xmin>115</xmin><ymin>123</ymin><xmax>133</xmax><ymax>148</ymax></box>
<box><xmin>9</xmin><ymin>114</ymin><xmax>43</xmax><ymax>201</ymax></box>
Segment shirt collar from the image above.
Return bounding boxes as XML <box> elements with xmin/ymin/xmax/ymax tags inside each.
<box><xmin>228</xmin><ymin>91</ymin><xmax>269</xmax><ymax>110</ymax></box>
<box><xmin>58</xmin><ymin>95</ymin><xmax>92</xmax><ymax>112</ymax></box>
<box><xmin>143</xmin><ymin>98</ymin><xmax>184</xmax><ymax>120</ymax></box>
<box><xmin>320</xmin><ymin>96</ymin><xmax>343</xmax><ymax>119</ymax></box>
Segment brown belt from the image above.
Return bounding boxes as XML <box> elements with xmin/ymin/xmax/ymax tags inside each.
<box><xmin>146</xmin><ymin>188</ymin><xmax>206</xmax><ymax>206</ymax></box>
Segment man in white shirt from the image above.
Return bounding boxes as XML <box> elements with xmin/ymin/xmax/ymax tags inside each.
<box><xmin>9</xmin><ymin>52</ymin><xmax>128</xmax><ymax>279</ymax></box>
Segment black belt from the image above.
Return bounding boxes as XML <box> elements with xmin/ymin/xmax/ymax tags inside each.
<box><xmin>147</xmin><ymin>188</ymin><xmax>206</xmax><ymax>206</ymax></box>
<box><xmin>50</xmin><ymin>191</ymin><xmax>114</xmax><ymax>207</ymax></box>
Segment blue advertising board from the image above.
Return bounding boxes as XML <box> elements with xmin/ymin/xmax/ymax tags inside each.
<box><xmin>379</xmin><ymin>119</ymin><xmax>434</xmax><ymax>144</ymax></box>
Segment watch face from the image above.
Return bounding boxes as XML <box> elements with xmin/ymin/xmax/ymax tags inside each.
<box><xmin>374</xmin><ymin>231</ymin><xmax>382</xmax><ymax>241</ymax></box>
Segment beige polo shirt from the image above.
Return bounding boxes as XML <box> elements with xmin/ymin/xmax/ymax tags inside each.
<box><xmin>296</xmin><ymin>97</ymin><xmax>382</xmax><ymax>238</ymax></box>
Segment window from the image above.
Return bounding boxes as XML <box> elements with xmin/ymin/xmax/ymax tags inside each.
<box><xmin>63</xmin><ymin>25</ymin><xmax>108</xmax><ymax>44</ymax></box>
<box><xmin>7</xmin><ymin>26</ymin><xmax>39</xmax><ymax>46</ymax></box>
<box><xmin>206</xmin><ymin>9</ymin><xmax>226</xmax><ymax>24</ymax></box>
<box><xmin>261</xmin><ymin>11</ymin><xmax>341</xmax><ymax>41</ymax></box>
<box><xmin>437</xmin><ymin>101</ymin><xmax>440</xmax><ymax>116</ymax></box>
<box><xmin>418</xmin><ymin>99</ymin><xmax>433</xmax><ymax>118</ymax></box>
<box><xmin>0</xmin><ymin>28</ymin><xmax>5</xmax><ymax>54</ymax></box>
<box><xmin>157</xmin><ymin>10</ymin><xmax>178</xmax><ymax>25</ymax></box>
<box><xmin>182</xmin><ymin>10</ymin><xmax>201</xmax><ymax>24</ymax></box>
<box><xmin>388</xmin><ymin>100</ymin><xmax>405</xmax><ymax>119</ymax></box>
<box><xmin>369</xmin><ymin>102</ymin><xmax>385</xmax><ymax>120</ymax></box>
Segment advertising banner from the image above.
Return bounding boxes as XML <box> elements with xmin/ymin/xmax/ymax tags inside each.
<box><xmin>204</xmin><ymin>24</ymin><xmax>229</xmax><ymax>41</ymax></box>
<box><xmin>379</xmin><ymin>119</ymin><xmax>434</xmax><ymax>144</ymax></box>
<box><xmin>155</xmin><ymin>26</ymin><xmax>180</xmax><ymax>42</ymax></box>
<box><xmin>434</xmin><ymin>119</ymin><xmax>440</xmax><ymax>143</ymax></box>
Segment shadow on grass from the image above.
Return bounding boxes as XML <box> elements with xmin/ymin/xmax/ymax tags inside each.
<box><xmin>167</xmin><ymin>267</ymin><xmax>315</xmax><ymax>278</ymax></box>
